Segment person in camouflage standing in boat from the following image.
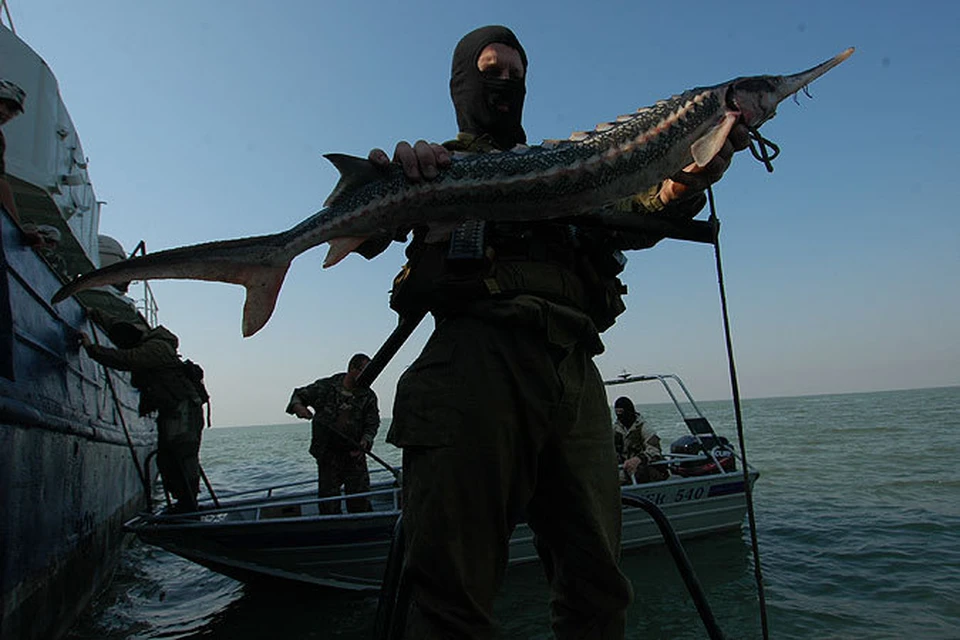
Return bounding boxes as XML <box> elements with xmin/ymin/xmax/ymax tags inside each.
<box><xmin>80</xmin><ymin>321</ymin><xmax>206</xmax><ymax>513</ymax></box>
<box><xmin>286</xmin><ymin>353</ymin><xmax>380</xmax><ymax>514</ymax></box>
<box><xmin>366</xmin><ymin>25</ymin><xmax>751</xmax><ymax>639</ymax></box>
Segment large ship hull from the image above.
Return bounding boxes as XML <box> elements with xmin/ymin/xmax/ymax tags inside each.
<box><xmin>0</xmin><ymin>24</ymin><xmax>158</xmax><ymax>640</ymax></box>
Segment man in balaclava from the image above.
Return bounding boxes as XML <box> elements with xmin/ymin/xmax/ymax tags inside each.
<box><xmin>375</xmin><ymin>25</ymin><xmax>749</xmax><ymax>639</ymax></box>
<box><xmin>613</xmin><ymin>396</ymin><xmax>638</xmax><ymax>464</ymax></box>
<box><xmin>614</xmin><ymin>396</ymin><xmax>638</xmax><ymax>428</ymax></box>
<box><xmin>449</xmin><ymin>24</ymin><xmax>527</xmax><ymax>150</ymax></box>
<box><xmin>614</xmin><ymin>397</ymin><xmax>668</xmax><ymax>484</ymax></box>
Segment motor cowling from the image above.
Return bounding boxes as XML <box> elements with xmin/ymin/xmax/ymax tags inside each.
<box><xmin>669</xmin><ymin>435</ymin><xmax>737</xmax><ymax>477</ymax></box>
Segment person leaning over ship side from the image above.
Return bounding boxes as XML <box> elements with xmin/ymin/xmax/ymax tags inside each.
<box><xmin>286</xmin><ymin>353</ymin><xmax>380</xmax><ymax>514</ymax></box>
<box><xmin>0</xmin><ymin>79</ymin><xmax>25</xmax><ymax>225</ymax></box>
<box><xmin>80</xmin><ymin>322</ymin><xmax>205</xmax><ymax>513</ymax></box>
<box><xmin>614</xmin><ymin>396</ymin><xmax>669</xmax><ymax>484</ymax></box>
<box><xmin>362</xmin><ymin>25</ymin><xmax>751</xmax><ymax>639</ymax></box>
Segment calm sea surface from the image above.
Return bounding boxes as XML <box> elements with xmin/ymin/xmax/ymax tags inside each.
<box><xmin>66</xmin><ymin>386</ymin><xmax>960</xmax><ymax>639</ymax></box>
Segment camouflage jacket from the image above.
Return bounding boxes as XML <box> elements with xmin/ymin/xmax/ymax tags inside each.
<box><xmin>614</xmin><ymin>417</ymin><xmax>664</xmax><ymax>463</ymax></box>
<box><xmin>287</xmin><ymin>373</ymin><xmax>380</xmax><ymax>458</ymax></box>
<box><xmin>85</xmin><ymin>325</ymin><xmax>200</xmax><ymax>416</ymax></box>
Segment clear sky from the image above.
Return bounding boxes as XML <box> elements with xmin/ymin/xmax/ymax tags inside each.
<box><xmin>7</xmin><ymin>0</ymin><xmax>958</xmax><ymax>426</ymax></box>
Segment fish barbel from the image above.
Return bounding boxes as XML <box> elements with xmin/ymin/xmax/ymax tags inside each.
<box><xmin>53</xmin><ymin>48</ymin><xmax>853</xmax><ymax>336</ymax></box>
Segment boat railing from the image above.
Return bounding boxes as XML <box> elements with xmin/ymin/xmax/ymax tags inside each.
<box><xmin>605</xmin><ymin>372</ymin><xmax>740</xmax><ymax>473</ymax></box>
<box><xmin>195</xmin><ymin>467</ymin><xmax>398</xmax><ymax>504</ymax></box>
<box><xmin>161</xmin><ymin>467</ymin><xmax>401</xmax><ymax>521</ymax></box>
<box><xmin>604</xmin><ymin>373</ymin><xmax>709</xmax><ymax>423</ymax></box>
<box><xmin>126</xmin><ymin>240</ymin><xmax>159</xmax><ymax>327</ymax></box>
<box><xmin>147</xmin><ymin>483</ymin><xmax>402</xmax><ymax>524</ymax></box>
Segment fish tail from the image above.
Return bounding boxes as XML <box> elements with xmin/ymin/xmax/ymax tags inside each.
<box><xmin>52</xmin><ymin>232</ymin><xmax>295</xmax><ymax>337</ymax></box>
<box><xmin>237</xmin><ymin>264</ymin><xmax>289</xmax><ymax>337</ymax></box>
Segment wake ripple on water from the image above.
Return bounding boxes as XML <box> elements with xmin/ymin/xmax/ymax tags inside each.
<box><xmin>67</xmin><ymin>543</ymin><xmax>244</xmax><ymax>640</ymax></box>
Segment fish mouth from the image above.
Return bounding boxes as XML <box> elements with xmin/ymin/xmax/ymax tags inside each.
<box><xmin>775</xmin><ymin>47</ymin><xmax>855</xmax><ymax>102</ymax></box>
<box><xmin>729</xmin><ymin>48</ymin><xmax>854</xmax><ymax>128</ymax></box>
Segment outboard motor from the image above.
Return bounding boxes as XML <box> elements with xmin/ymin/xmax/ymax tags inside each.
<box><xmin>669</xmin><ymin>435</ymin><xmax>737</xmax><ymax>477</ymax></box>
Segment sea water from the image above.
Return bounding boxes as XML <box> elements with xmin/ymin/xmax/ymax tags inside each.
<box><xmin>66</xmin><ymin>386</ymin><xmax>960</xmax><ymax>639</ymax></box>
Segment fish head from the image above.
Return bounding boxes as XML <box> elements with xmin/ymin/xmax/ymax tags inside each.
<box><xmin>726</xmin><ymin>47</ymin><xmax>854</xmax><ymax>129</ymax></box>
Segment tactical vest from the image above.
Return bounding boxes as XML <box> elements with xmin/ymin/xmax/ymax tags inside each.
<box><xmin>389</xmin><ymin>133</ymin><xmax>629</xmax><ymax>331</ymax></box>
<box><xmin>390</xmin><ymin>219</ymin><xmax>628</xmax><ymax>331</ymax></box>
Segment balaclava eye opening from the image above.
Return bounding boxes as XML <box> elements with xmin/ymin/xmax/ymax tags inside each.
<box><xmin>450</xmin><ymin>25</ymin><xmax>528</xmax><ymax>150</ymax></box>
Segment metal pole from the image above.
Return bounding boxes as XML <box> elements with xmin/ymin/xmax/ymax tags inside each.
<box><xmin>343</xmin><ymin>311</ymin><xmax>427</xmax><ymax>482</ymax></box>
<box><xmin>707</xmin><ymin>194</ymin><xmax>769</xmax><ymax>639</ymax></box>
<box><xmin>325</xmin><ymin>423</ymin><xmax>401</xmax><ymax>483</ymax></box>
<box><xmin>198</xmin><ymin>463</ymin><xmax>220</xmax><ymax>508</ymax></box>
<box><xmin>355</xmin><ymin>311</ymin><xmax>426</xmax><ymax>389</ymax></box>
<box><xmin>620</xmin><ymin>494</ymin><xmax>725</xmax><ymax>640</ymax></box>
<box><xmin>90</xmin><ymin>328</ymin><xmax>152</xmax><ymax>506</ymax></box>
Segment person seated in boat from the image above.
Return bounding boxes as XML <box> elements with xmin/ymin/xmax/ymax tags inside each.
<box><xmin>614</xmin><ymin>396</ymin><xmax>669</xmax><ymax>484</ymax></box>
<box><xmin>286</xmin><ymin>353</ymin><xmax>380</xmax><ymax>515</ymax></box>
<box><xmin>79</xmin><ymin>321</ymin><xmax>206</xmax><ymax>513</ymax></box>
<box><xmin>0</xmin><ymin>79</ymin><xmax>26</xmax><ymax>226</ymax></box>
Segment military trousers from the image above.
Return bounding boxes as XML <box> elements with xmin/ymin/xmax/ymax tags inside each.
<box><xmin>157</xmin><ymin>399</ymin><xmax>204</xmax><ymax>510</ymax></box>
<box><xmin>388</xmin><ymin>310</ymin><xmax>633</xmax><ymax>639</ymax></box>
<box><xmin>316</xmin><ymin>449</ymin><xmax>372</xmax><ymax>514</ymax></box>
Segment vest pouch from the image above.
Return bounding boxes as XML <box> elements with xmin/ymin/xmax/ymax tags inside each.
<box><xmin>390</xmin><ymin>241</ymin><xmax>491</xmax><ymax>316</ymax></box>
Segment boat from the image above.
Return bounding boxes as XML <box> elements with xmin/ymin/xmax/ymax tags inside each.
<box><xmin>124</xmin><ymin>373</ymin><xmax>759</xmax><ymax>591</ymax></box>
<box><xmin>0</xmin><ymin>17</ymin><xmax>161</xmax><ymax>640</ymax></box>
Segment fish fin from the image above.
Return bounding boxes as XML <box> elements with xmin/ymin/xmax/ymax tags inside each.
<box><xmin>690</xmin><ymin>112</ymin><xmax>739</xmax><ymax>167</ymax></box>
<box><xmin>323</xmin><ymin>153</ymin><xmax>382</xmax><ymax>208</ymax></box>
<box><xmin>51</xmin><ymin>232</ymin><xmax>296</xmax><ymax>336</ymax></box>
<box><xmin>241</xmin><ymin>265</ymin><xmax>289</xmax><ymax>337</ymax></box>
<box><xmin>322</xmin><ymin>236</ymin><xmax>369</xmax><ymax>268</ymax></box>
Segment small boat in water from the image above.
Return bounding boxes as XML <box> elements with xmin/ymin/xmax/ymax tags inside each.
<box><xmin>125</xmin><ymin>373</ymin><xmax>760</xmax><ymax>590</ymax></box>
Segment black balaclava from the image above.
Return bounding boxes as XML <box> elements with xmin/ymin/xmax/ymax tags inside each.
<box><xmin>450</xmin><ymin>25</ymin><xmax>528</xmax><ymax>150</ymax></box>
<box><xmin>614</xmin><ymin>397</ymin><xmax>637</xmax><ymax>427</ymax></box>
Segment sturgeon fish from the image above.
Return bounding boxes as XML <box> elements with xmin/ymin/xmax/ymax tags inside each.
<box><xmin>53</xmin><ymin>48</ymin><xmax>853</xmax><ymax>336</ymax></box>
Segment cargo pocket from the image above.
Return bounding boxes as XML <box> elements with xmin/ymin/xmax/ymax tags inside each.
<box><xmin>386</xmin><ymin>337</ymin><xmax>463</xmax><ymax>448</ymax></box>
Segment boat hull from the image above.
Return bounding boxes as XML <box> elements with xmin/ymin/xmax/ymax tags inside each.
<box><xmin>129</xmin><ymin>469</ymin><xmax>759</xmax><ymax>592</ymax></box>
<box><xmin>1</xmin><ymin>427</ymin><xmax>150</xmax><ymax>639</ymax></box>
<box><xmin>1</xmin><ymin>208</ymin><xmax>158</xmax><ymax>640</ymax></box>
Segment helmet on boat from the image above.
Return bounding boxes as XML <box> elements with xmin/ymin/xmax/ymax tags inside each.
<box><xmin>0</xmin><ymin>80</ymin><xmax>26</xmax><ymax>113</ymax></box>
